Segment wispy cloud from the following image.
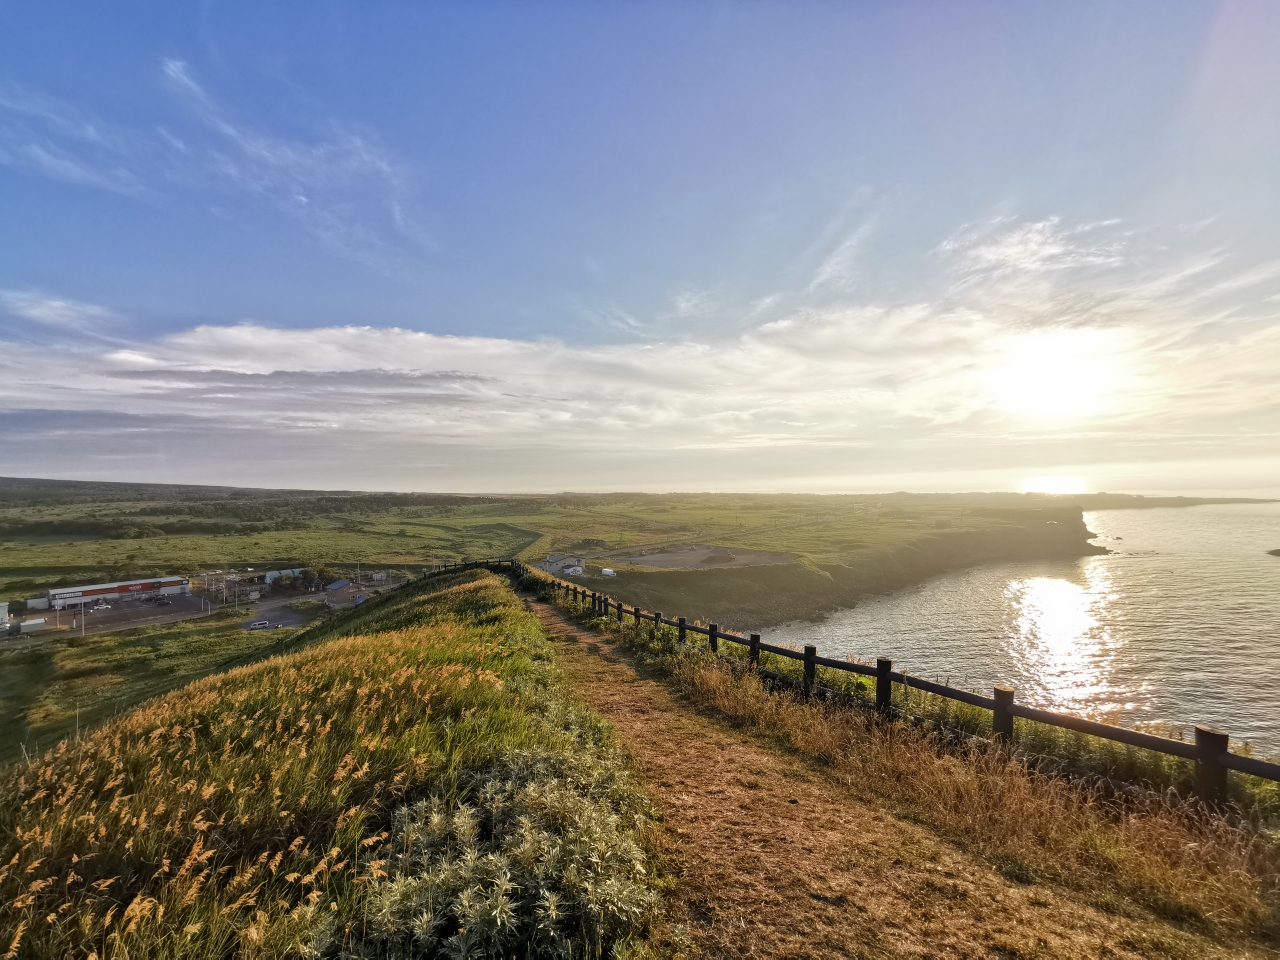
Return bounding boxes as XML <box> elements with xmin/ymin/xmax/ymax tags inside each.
<box><xmin>158</xmin><ymin>60</ymin><xmax>423</xmax><ymax>261</ymax></box>
<box><xmin>807</xmin><ymin>218</ymin><xmax>876</xmax><ymax>295</ymax></box>
<box><xmin>0</xmin><ymin>64</ymin><xmax>424</xmax><ymax>265</ymax></box>
<box><xmin>0</xmin><ymin>85</ymin><xmax>148</xmax><ymax>196</ymax></box>
<box><xmin>0</xmin><ymin>289</ymin><xmax>123</xmax><ymax>334</ymax></box>
<box><xmin>1</xmin><ymin>215</ymin><xmax>1277</xmax><ymax>490</ymax></box>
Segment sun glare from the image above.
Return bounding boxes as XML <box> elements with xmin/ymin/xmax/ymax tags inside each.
<box><xmin>994</xmin><ymin>329</ymin><xmax>1129</xmax><ymax>421</ymax></box>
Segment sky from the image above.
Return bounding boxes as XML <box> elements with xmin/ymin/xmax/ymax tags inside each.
<box><xmin>1</xmin><ymin>1</ymin><xmax>1279</xmax><ymax>495</ymax></box>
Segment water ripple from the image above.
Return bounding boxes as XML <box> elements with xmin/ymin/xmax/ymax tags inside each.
<box><xmin>765</xmin><ymin>503</ymin><xmax>1280</xmax><ymax>753</ymax></box>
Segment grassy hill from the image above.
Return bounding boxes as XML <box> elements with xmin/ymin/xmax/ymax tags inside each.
<box><xmin>0</xmin><ymin>571</ymin><xmax>663</xmax><ymax>958</ymax></box>
<box><xmin>0</xmin><ymin>611</ymin><xmax>312</xmax><ymax>767</ymax></box>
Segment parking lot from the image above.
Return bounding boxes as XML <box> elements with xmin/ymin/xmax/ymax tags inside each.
<box><xmin>238</xmin><ymin>595</ymin><xmax>316</xmax><ymax>630</ymax></box>
<box><xmin>65</xmin><ymin>593</ymin><xmax>210</xmax><ymax>631</ymax></box>
<box><xmin>8</xmin><ymin>593</ymin><xmax>213</xmax><ymax>643</ymax></box>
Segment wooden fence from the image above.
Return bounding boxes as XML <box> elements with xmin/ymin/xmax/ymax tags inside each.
<box><xmin>430</xmin><ymin>558</ymin><xmax>1280</xmax><ymax>804</ymax></box>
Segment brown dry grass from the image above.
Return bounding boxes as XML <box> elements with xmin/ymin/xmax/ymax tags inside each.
<box><xmin>526</xmin><ymin>595</ymin><xmax>1280</xmax><ymax>959</ymax></box>
<box><xmin>664</xmin><ymin>652</ymin><xmax>1280</xmax><ymax>939</ymax></box>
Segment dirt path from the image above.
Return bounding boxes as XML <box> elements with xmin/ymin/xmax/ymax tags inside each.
<box><xmin>526</xmin><ymin>599</ymin><xmax>1262</xmax><ymax>960</ymax></box>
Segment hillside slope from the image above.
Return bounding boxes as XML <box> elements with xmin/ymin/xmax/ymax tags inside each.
<box><xmin>0</xmin><ymin>572</ymin><xmax>663</xmax><ymax>959</ymax></box>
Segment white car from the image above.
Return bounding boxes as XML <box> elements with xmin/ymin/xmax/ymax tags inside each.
<box><xmin>247</xmin><ymin>620</ymin><xmax>271</xmax><ymax>630</ymax></box>
<box><xmin>601</xmin><ymin>568</ymin><xmax>616</xmax><ymax>577</ymax></box>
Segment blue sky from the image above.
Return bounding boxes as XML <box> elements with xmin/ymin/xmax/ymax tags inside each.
<box><xmin>2</xmin><ymin>1</ymin><xmax>1279</xmax><ymax>494</ymax></box>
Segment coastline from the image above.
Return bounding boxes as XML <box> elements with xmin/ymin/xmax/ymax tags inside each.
<box><xmin>591</xmin><ymin>507</ymin><xmax>1106</xmax><ymax>629</ymax></box>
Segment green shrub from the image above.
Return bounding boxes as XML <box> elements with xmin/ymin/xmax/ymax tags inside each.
<box><xmin>340</xmin><ymin>749</ymin><xmax>657</xmax><ymax>959</ymax></box>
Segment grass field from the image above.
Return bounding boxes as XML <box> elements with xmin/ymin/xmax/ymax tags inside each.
<box><xmin>0</xmin><ymin>570</ymin><xmax>665</xmax><ymax>958</ymax></box>
<box><xmin>0</xmin><ymin>611</ymin><xmax>322</xmax><ymax>767</ymax></box>
<box><xmin>3</xmin><ymin>476</ymin><xmax>1205</xmax><ymax>619</ymax></box>
<box><xmin>4</xmin><ymin>476</ymin><xmax>1268</xmax><ymax>665</ymax></box>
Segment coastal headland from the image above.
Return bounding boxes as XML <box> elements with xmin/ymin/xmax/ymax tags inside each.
<box><xmin>2</xmin><ymin>478</ymin><xmax>1269</xmax><ymax>629</ymax></box>
<box><xmin>567</xmin><ymin>503</ymin><xmax>1110</xmax><ymax>627</ymax></box>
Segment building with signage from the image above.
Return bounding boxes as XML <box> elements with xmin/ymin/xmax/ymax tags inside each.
<box><xmin>46</xmin><ymin>576</ymin><xmax>190</xmax><ymax>610</ymax></box>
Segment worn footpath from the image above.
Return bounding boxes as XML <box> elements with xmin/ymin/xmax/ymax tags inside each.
<box><xmin>525</xmin><ymin>598</ymin><xmax>1271</xmax><ymax>960</ymax></box>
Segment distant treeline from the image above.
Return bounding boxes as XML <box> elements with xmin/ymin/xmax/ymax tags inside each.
<box><xmin>0</xmin><ymin>476</ymin><xmax>512</xmax><ymax>511</ymax></box>
<box><xmin>131</xmin><ymin>494</ymin><xmax>498</xmax><ymax>520</ymax></box>
<box><xmin>0</xmin><ymin>518</ymin><xmax>307</xmax><ymax>540</ymax></box>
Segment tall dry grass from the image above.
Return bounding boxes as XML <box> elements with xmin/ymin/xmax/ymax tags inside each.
<box><xmin>0</xmin><ymin>571</ymin><xmax>664</xmax><ymax>958</ymax></box>
<box><xmin>525</xmin><ymin>572</ymin><xmax>1280</xmax><ymax>946</ymax></box>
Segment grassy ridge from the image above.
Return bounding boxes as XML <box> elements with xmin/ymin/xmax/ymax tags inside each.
<box><xmin>520</xmin><ymin>570</ymin><xmax>1280</xmax><ymax>949</ymax></box>
<box><xmin>0</xmin><ymin>613</ymin><xmax>311</xmax><ymax>768</ymax></box>
<box><xmin>0</xmin><ymin>571</ymin><xmax>663</xmax><ymax>958</ymax></box>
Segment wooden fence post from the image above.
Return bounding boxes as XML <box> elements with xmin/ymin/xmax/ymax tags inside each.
<box><xmin>993</xmin><ymin>685</ymin><xmax>1014</xmax><ymax>742</ymax></box>
<box><xmin>616</xmin><ymin>601</ymin><xmax>623</xmax><ymax>624</ymax></box>
<box><xmin>749</xmin><ymin>633</ymin><xmax>760</xmax><ymax>668</ymax></box>
<box><xmin>876</xmin><ymin>659</ymin><xmax>893</xmax><ymax>716</ymax></box>
<box><xmin>803</xmin><ymin>646</ymin><xmax>817</xmax><ymax>699</ymax></box>
<box><xmin>1195</xmin><ymin>725</ymin><xmax>1229</xmax><ymax>806</ymax></box>
<box><xmin>708</xmin><ymin>623</ymin><xmax>719</xmax><ymax>653</ymax></box>
<box><xmin>678</xmin><ymin>616</ymin><xmax>686</xmax><ymax>643</ymax></box>
<box><xmin>633</xmin><ymin>606</ymin><xmax>641</xmax><ymax>625</ymax></box>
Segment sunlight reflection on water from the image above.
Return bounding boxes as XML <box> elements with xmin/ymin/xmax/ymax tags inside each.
<box><xmin>1004</xmin><ymin>570</ymin><xmax>1119</xmax><ymax>713</ymax></box>
<box><xmin>764</xmin><ymin>503</ymin><xmax>1280</xmax><ymax>750</ymax></box>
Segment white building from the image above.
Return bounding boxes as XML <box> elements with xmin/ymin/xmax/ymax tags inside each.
<box><xmin>534</xmin><ymin>554</ymin><xmax>586</xmax><ymax>575</ymax></box>
<box><xmin>47</xmin><ymin>576</ymin><xmax>190</xmax><ymax>610</ymax></box>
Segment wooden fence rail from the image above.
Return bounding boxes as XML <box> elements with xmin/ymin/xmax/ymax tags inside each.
<box><xmin>426</xmin><ymin>558</ymin><xmax>1280</xmax><ymax>803</ymax></box>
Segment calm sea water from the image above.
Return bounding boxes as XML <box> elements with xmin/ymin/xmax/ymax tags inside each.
<box><xmin>765</xmin><ymin>504</ymin><xmax>1280</xmax><ymax>752</ymax></box>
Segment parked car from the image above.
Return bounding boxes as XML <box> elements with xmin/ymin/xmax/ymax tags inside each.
<box><xmin>155</xmin><ymin>599</ymin><xmax>172</xmax><ymax>606</ymax></box>
<box><xmin>247</xmin><ymin>620</ymin><xmax>271</xmax><ymax>630</ymax></box>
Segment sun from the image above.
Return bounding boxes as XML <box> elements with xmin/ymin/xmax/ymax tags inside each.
<box><xmin>993</xmin><ymin>328</ymin><xmax>1130</xmax><ymax>422</ymax></box>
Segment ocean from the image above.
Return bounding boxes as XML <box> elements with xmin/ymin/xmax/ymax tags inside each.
<box><xmin>764</xmin><ymin>503</ymin><xmax>1280</xmax><ymax>753</ymax></box>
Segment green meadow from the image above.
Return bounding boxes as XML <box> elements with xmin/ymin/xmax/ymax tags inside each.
<box><xmin>5</xmin><ymin>477</ymin><xmax>1260</xmax><ymax>630</ymax></box>
<box><xmin>0</xmin><ymin>611</ymin><xmax>317</xmax><ymax>766</ymax></box>
<box><xmin>2</xmin><ymin>476</ymin><xmax>1186</xmax><ymax>605</ymax></box>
